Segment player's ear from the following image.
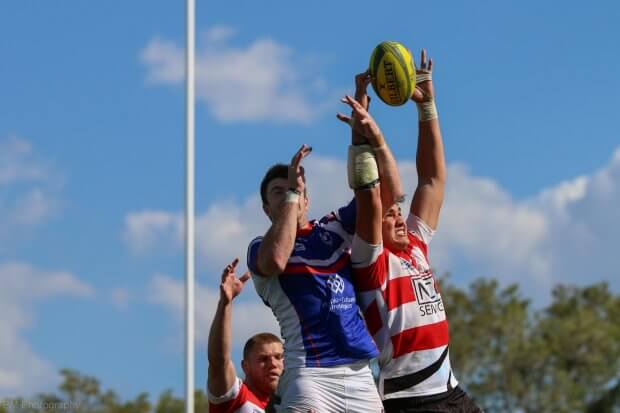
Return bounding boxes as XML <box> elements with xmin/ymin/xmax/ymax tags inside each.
<box><xmin>241</xmin><ymin>359</ymin><xmax>249</xmax><ymax>376</ymax></box>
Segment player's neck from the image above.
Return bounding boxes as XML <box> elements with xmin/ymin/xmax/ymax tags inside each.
<box><xmin>245</xmin><ymin>380</ymin><xmax>270</xmax><ymax>401</ymax></box>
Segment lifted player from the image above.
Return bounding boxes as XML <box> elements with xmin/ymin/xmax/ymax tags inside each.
<box><xmin>341</xmin><ymin>49</ymin><xmax>483</xmax><ymax>413</ymax></box>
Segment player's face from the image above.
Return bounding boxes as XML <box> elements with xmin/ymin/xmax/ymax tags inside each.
<box><xmin>244</xmin><ymin>342</ymin><xmax>284</xmax><ymax>396</ymax></box>
<box><xmin>263</xmin><ymin>178</ymin><xmax>308</xmax><ymax>222</ymax></box>
<box><xmin>382</xmin><ymin>204</ymin><xmax>409</xmax><ymax>251</ymax></box>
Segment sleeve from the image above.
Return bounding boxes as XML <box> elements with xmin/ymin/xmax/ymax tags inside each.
<box><xmin>208</xmin><ymin>376</ymin><xmax>241</xmax><ymax>405</ymax></box>
<box><xmin>406</xmin><ymin>213</ymin><xmax>435</xmax><ymax>245</ymax></box>
<box><xmin>246</xmin><ymin>236</ymin><xmax>263</xmax><ymax>275</ymax></box>
<box><xmin>246</xmin><ymin>236</ymin><xmax>273</xmax><ymax>304</ymax></box>
<box><xmin>333</xmin><ymin>198</ymin><xmax>357</xmax><ymax>235</ymax></box>
<box><xmin>351</xmin><ymin>234</ymin><xmax>388</xmax><ymax>292</ymax></box>
<box><xmin>405</xmin><ymin>213</ymin><xmax>433</xmax><ymax>263</ymax></box>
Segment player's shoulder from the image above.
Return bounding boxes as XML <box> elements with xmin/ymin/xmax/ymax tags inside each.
<box><xmin>248</xmin><ymin>235</ymin><xmax>264</xmax><ymax>247</ymax></box>
<box><xmin>406</xmin><ymin>213</ymin><xmax>434</xmax><ymax>245</ymax></box>
<box><xmin>319</xmin><ymin>199</ymin><xmax>356</xmax><ymax>230</ymax></box>
<box><xmin>247</xmin><ymin>236</ymin><xmax>264</xmax><ymax>259</ymax></box>
<box><xmin>239</xmin><ymin>381</ymin><xmax>269</xmax><ymax>406</ymax></box>
<box><xmin>209</xmin><ymin>379</ymin><xmax>269</xmax><ymax>413</ymax></box>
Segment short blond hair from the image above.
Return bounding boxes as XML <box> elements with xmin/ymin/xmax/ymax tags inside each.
<box><xmin>243</xmin><ymin>333</ymin><xmax>282</xmax><ymax>360</ymax></box>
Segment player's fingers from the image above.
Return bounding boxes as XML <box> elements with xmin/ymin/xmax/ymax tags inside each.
<box><xmin>349</xmin><ymin>100</ymin><xmax>368</xmax><ymax>118</ymax></box>
<box><xmin>300</xmin><ymin>146</ymin><xmax>312</xmax><ymax>159</ymax></box>
<box><xmin>239</xmin><ymin>272</ymin><xmax>251</xmax><ymax>284</ymax></box>
<box><xmin>428</xmin><ymin>58</ymin><xmax>433</xmax><ymax>72</ymax></box>
<box><xmin>356</xmin><ymin>71</ymin><xmax>371</xmax><ymax>85</ymax></box>
<box><xmin>420</xmin><ymin>49</ymin><xmax>427</xmax><ymax>68</ymax></box>
<box><xmin>343</xmin><ymin>95</ymin><xmax>363</xmax><ymax>111</ymax></box>
<box><xmin>336</xmin><ymin>113</ymin><xmax>353</xmax><ymax>125</ymax></box>
<box><xmin>355</xmin><ymin>69</ymin><xmax>370</xmax><ymax>80</ymax></box>
<box><xmin>291</xmin><ymin>144</ymin><xmax>307</xmax><ymax>166</ymax></box>
<box><xmin>222</xmin><ymin>261</ymin><xmax>235</xmax><ymax>279</ymax></box>
<box><xmin>340</xmin><ymin>96</ymin><xmax>355</xmax><ymax>112</ymax></box>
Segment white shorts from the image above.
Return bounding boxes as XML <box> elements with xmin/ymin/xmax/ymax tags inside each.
<box><xmin>276</xmin><ymin>361</ymin><xmax>383</xmax><ymax>413</ymax></box>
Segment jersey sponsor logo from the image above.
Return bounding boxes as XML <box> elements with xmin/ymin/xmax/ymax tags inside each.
<box><xmin>327</xmin><ymin>274</ymin><xmax>354</xmax><ymax>312</ymax></box>
<box><xmin>326</xmin><ymin>274</ymin><xmax>345</xmax><ymax>294</ymax></box>
<box><xmin>411</xmin><ymin>271</ymin><xmax>445</xmax><ymax>316</ymax></box>
<box><xmin>329</xmin><ymin>295</ymin><xmax>355</xmax><ymax>312</ymax></box>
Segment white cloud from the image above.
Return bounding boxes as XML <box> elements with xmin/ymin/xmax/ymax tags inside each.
<box><xmin>0</xmin><ymin>262</ymin><xmax>94</xmax><ymax>396</ymax></box>
<box><xmin>123</xmin><ymin>210</ymin><xmax>183</xmax><ymax>254</ymax></box>
<box><xmin>141</xmin><ymin>38</ymin><xmax>184</xmax><ymax>84</ymax></box>
<box><xmin>204</xmin><ymin>25</ymin><xmax>237</xmax><ymax>44</ymax></box>
<box><xmin>123</xmin><ymin>156</ymin><xmax>351</xmax><ymax>272</ymax></box>
<box><xmin>126</xmin><ymin>149</ymin><xmax>620</xmax><ymax>303</ymax></box>
<box><xmin>140</xmin><ymin>26</ymin><xmax>334</xmax><ymax>123</ymax></box>
<box><xmin>532</xmin><ymin>147</ymin><xmax>620</xmax><ymax>291</ymax></box>
<box><xmin>0</xmin><ymin>137</ymin><xmax>61</xmax><ymax>249</ymax></box>
<box><xmin>0</xmin><ymin>138</ymin><xmax>48</xmax><ymax>185</ymax></box>
<box><xmin>123</xmin><ymin>198</ymin><xmax>264</xmax><ymax>270</ymax></box>
<box><xmin>148</xmin><ymin>273</ymin><xmax>279</xmax><ymax>348</ymax></box>
<box><xmin>425</xmin><ymin>163</ymin><xmax>551</xmax><ymax>285</ymax></box>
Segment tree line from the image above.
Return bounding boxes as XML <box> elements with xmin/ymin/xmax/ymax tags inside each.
<box><xmin>2</xmin><ymin>278</ymin><xmax>619</xmax><ymax>413</ymax></box>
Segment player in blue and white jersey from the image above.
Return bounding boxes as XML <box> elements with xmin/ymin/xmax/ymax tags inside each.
<box><xmin>247</xmin><ymin>139</ymin><xmax>401</xmax><ymax>412</ymax></box>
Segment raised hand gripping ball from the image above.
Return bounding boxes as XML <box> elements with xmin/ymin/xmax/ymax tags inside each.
<box><xmin>369</xmin><ymin>41</ymin><xmax>416</xmax><ymax>106</ymax></box>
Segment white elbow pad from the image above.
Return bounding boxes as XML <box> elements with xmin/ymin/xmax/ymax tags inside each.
<box><xmin>348</xmin><ymin>144</ymin><xmax>379</xmax><ymax>190</ymax></box>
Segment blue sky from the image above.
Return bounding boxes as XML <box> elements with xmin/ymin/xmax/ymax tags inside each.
<box><xmin>1</xmin><ymin>0</ymin><xmax>619</xmax><ymax>401</ymax></box>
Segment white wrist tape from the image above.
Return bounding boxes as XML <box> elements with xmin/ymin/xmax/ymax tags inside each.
<box><xmin>416</xmin><ymin>72</ymin><xmax>432</xmax><ymax>83</ymax></box>
<box><xmin>417</xmin><ymin>99</ymin><xmax>438</xmax><ymax>122</ymax></box>
<box><xmin>348</xmin><ymin>144</ymin><xmax>379</xmax><ymax>190</ymax></box>
<box><xmin>285</xmin><ymin>190</ymin><xmax>300</xmax><ymax>203</ymax></box>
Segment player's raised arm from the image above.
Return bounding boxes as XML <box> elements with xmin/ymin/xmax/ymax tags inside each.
<box><xmin>207</xmin><ymin>258</ymin><xmax>251</xmax><ymax>396</ymax></box>
<box><xmin>338</xmin><ymin>95</ymin><xmax>383</xmax><ymax>245</ymax></box>
<box><xmin>338</xmin><ymin>72</ymin><xmax>405</xmax><ymax>213</ymax></box>
<box><xmin>410</xmin><ymin>49</ymin><xmax>446</xmax><ymax>229</ymax></box>
<box><xmin>256</xmin><ymin>145</ymin><xmax>312</xmax><ymax>276</ymax></box>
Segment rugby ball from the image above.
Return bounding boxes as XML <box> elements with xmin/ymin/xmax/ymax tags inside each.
<box><xmin>369</xmin><ymin>41</ymin><xmax>416</xmax><ymax>106</ymax></box>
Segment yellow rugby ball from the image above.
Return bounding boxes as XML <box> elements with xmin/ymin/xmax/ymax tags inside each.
<box><xmin>369</xmin><ymin>41</ymin><xmax>416</xmax><ymax>106</ymax></box>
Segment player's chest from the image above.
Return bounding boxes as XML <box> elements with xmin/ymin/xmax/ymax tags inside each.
<box><xmin>383</xmin><ymin>254</ymin><xmax>443</xmax><ymax>311</ymax></box>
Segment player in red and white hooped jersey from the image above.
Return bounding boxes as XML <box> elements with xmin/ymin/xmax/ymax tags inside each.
<box><xmin>340</xmin><ymin>50</ymin><xmax>483</xmax><ymax>412</ymax></box>
<box><xmin>207</xmin><ymin>258</ymin><xmax>284</xmax><ymax>413</ymax></box>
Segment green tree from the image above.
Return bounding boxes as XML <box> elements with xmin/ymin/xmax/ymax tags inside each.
<box><xmin>443</xmin><ymin>278</ymin><xmax>620</xmax><ymax>412</ymax></box>
<box><xmin>153</xmin><ymin>390</ymin><xmax>183</xmax><ymax>413</ymax></box>
<box><xmin>535</xmin><ymin>283</ymin><xmax>620</xmax><ymax>412</ymax></box>
<box><xmin>0</xmin><ymin>369</ymin><xmax>212</xmax><ymax>413</ymax></box>
<box><xmin>2</xmin><ymin>278</ymin><xmax>618</xmax><ymax>413</ymax></box>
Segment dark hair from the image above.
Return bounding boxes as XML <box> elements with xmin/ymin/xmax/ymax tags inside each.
<box><xmin>243</xmin><ymin>332</ymin><xmax>282</xmax><ymax>360</ymax></box>
<box><xmin>260</xmin><ymin>164</ymin><xmax>289</xmax><ymax>205</ymax></box>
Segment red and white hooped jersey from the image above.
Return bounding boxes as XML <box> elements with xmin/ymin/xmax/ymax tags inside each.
<box><xmin>351</xmin><ymin>213</ymin><xmax>458</xmax><ymax>400</ymax></box>
<box><xmin>208</xmin><ymin>377</ymin><xmax>270</xmax><ymax>413</ymax></box>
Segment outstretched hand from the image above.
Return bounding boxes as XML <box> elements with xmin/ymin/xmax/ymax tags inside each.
<box><xmin>337</xmin><ymin>96</ymin><xmax>383</xmax><ymax>146</ymax></box>
<box><xmin>288</xmin><ymin>144</ymin><xmax>312</xmax><ymax>194</ymax></box>
<box><xmin>219</xmin><ymin>258</ymin><xmax>250</xmax><ymax>304</ymax></box>
<box><xmin>411</xmin><ymin>48</ymin><xmax>435</xmax><ymax>103</ymax></box>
